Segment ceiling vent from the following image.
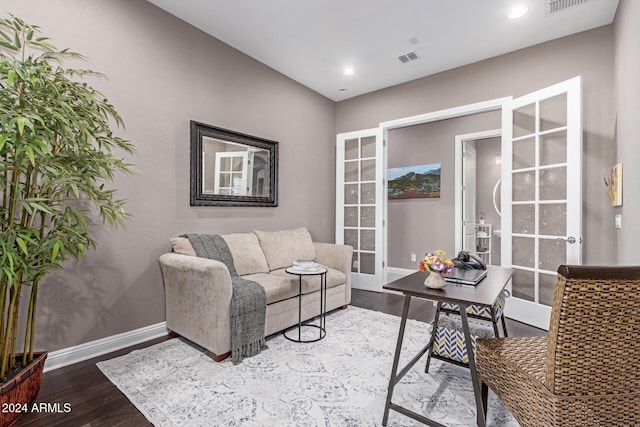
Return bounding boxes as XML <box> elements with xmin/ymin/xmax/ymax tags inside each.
<box><xmin>398</xmin><ymin>51</ymin><xmax>418</xmax><ymax>63</ymax></box>
<box><xmin>546</xmin><ymin>0</ymin><xmax>592</xmax><ymax>15</ymax></box>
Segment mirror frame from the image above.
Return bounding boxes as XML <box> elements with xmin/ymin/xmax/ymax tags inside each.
<box><xmin>190</xmin><ymin>121</ymin><xmax>278</xmax><ymax>207</ymax></box>
<box><xmin>492</xmin><ymin>179</ymin><xmax>501</xmax><ymax>216</ymax></box>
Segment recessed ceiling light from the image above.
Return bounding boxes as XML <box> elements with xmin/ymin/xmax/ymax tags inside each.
<box><xmin>342</xmin><ymin>67</ymin><xmax>355</xmax><ymax>76</ymax></box>
<box><xmin>507</xmin><ymin>5</ymin><xmax>528</xmax><ymax>19</ymax></box>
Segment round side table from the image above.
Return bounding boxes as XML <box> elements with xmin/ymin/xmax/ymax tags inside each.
<box><xmin>283</xmin><ymin>265</ymin><xmax>328</xmax><ymax>343</ymax></box>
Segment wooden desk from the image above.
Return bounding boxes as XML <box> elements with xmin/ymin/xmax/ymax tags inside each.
<box><xmin>381</xmin><ymin>266</ymin><xmax>513</xmax><ymax>427</ymax></box>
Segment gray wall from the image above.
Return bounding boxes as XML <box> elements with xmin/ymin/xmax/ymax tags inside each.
<box><xmin>615</xmin><ymin>0</ymin><xmax>640</xmax><ymax>264</ymax></box>
<box><xmin>337</xmin><ymin>26</ymin><xmax>616</xmax><ymax>267</ymax></box>
<box><xmin>387</xmin><ymin>112</ymin><xmax>500</xmax><ymax>269</ymax></box>
<box><xmin>4</xmin><ymin>0</ymin><xmax>336</xmax><ymax>351</ymax></box>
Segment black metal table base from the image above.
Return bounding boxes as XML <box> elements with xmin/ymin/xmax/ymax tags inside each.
<box><xmin>282</xmin><ymin>268</ymin><xmax>327</xmax><ymax>343</ymax></box>
<box><xmin>382</xmin><ymin>295</ymin><xmax>487</xmax><ymax>427</ymax></box>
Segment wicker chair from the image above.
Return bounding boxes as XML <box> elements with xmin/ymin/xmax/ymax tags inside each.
<box><xmin>476</xmin><ymin>265</ymin><xmax>640</xmax><ymax>427</ymax></box>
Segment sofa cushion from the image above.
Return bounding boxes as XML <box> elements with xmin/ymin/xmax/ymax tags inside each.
<box><xmin>269</xmin><ymin>267</ymin><xmax>346</xmax><ymax>295</ymax></box>
<box><xmin>254</xmin><ymin>228</ymin><xmax>316</xmax><ymax>271</ymax></box>
<box><xmin>241</xmin><ymin>273</ymin><xmax>299</xmax><ymax>304</ymax></box>
<box><xmin>169</xmin><ymin>237</ymin><xmax>196</xmax><ymax>257</ymax></box>
<box><xmin>221</xmin><ymin>233</ymin><xmax>270</xmax><ymax>276</ymax></box>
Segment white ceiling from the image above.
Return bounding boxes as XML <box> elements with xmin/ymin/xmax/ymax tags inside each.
<box><xmin>146</xmin><ymin>0</ymin><xmax>619</xmax><ymax>101</ymax></box>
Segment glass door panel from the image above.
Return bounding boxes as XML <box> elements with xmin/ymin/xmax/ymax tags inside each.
<box><xmin>336</xmin><ymin>128</ymin><xmax>384</xmax><ymax>291</ymax></box>
<box><xmin>502</xmin><ymin>77</ymin><xmax>582</xmax><ymax>330</ymax></box>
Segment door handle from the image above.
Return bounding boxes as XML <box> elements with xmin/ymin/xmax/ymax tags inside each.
<box><xmin>556</xmin><ymin>236</ymin><xmax>577</xmax><ymax>244</ymax></box>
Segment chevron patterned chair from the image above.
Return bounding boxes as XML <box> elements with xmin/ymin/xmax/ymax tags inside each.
<box><xmin>476</xmin><ymin>265</ymin><xmax>640</xmax><ymax>427</ymax></box>
<box><xmin>424</xmin><ymin>289</ymin><xmax>509</xmax><ymax>372</ymax></box>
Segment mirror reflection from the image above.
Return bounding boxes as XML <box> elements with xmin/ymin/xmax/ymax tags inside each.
<box><xmin>202</xmin><ymin>136</ymin><xmax>271</xmax><ymax>197</ymax></box>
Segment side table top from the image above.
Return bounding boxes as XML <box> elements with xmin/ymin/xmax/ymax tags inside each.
<box><xmin>286</xmin><ymin>266</ymin><xmax>327</xmax><ymax>275</ymax></box>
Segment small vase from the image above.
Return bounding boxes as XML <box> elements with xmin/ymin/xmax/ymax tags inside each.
<box><xmin>424</xmin><ymin>272</ymin><xmax>447</xmax><ymax>289</ymax></box>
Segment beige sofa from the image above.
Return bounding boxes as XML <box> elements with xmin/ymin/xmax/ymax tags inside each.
<box><xmin>159</xmin><ymin>227</ymin><xmax>353</xmax><ymax>361</ymax></box>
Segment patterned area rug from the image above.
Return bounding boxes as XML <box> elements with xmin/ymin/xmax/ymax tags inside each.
<box><xmin>97</xmin><ymin>307</ymin><xmax>518</xmax><ymax>426</ymax></box>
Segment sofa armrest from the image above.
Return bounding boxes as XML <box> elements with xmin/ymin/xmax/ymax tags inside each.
<box><xmin>158</xmin><ymin>253</ymin><xmax>233</xmax><ymax>356</ymax></box>
<box><xmin>313</xmin><ymin>242</ymin><xmax>353</xmax><ymax>304</ymax></box>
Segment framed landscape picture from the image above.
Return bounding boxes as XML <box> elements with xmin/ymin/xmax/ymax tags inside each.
<box><xmin>388</xmin><ymin>163</ymin><xmax>441</xmax><ymax>199</ymax></box>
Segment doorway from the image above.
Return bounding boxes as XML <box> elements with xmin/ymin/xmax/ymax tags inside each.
<box><xmin>456</xmin><ymin>130</ymin><xmax>502</xmax><ymax>265</ymax></box>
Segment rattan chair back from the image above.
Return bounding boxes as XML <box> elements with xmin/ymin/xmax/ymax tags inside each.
<box><xmin>546</xmin><ymin>265</ymin><xmax>640</xmax><ymax>397</ymax></box>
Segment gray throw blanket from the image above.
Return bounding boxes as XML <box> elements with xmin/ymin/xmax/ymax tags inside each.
<box><xmin>181</xmin><ymin>234</ymin><xmax>267</xmax><ymax>363</ymax></box>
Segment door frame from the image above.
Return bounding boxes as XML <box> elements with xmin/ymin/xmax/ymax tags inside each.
<box><xmin>454</xmin><ymin>129</ymin><xmax>502</xmax><ymax>254</ymax></box>
<box><xmin>380</xmin><ymin>97</ymin><xmax>511</xmax><ymax>275</ymax></box>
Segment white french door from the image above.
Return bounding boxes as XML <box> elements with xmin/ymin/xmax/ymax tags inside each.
<box><xmin>502</xmin><ymin>76</ymin><xmax>582</xmax><ymax>330</ymax></box>
<box><xmin>336</xmin><ymin>128</ymin><xmax>385</xmax><ymax>291</ymax></box>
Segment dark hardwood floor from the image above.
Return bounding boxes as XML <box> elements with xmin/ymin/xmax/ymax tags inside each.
<box><xmin>13</xmin><ymin>289</ymin><xmax>545</xmax><ymax>427</ymax></box>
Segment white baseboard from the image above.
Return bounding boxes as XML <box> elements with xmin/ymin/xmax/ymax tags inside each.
<box><xmin>44</xmin><ymin>322</ymin><xmax>169</xmax><ymax>372</ymax></box>
<box><xmin>386</xmin><ymin>266</ymin><xmax>417</xmax><ymax>276</ymax></box>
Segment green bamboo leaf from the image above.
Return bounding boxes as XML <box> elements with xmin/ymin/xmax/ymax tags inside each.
<box><xmin>26</xmin><ymin>29</ymin><xmax>33</xmax><ymax>41</ymax></box>
<box><xmin>16</xmin><ymin>237</ymin><xmax>28</xmax><ymax>255</ymax></box>
<box><xmin>0</xmin><ymin>133</ymin><xmax>8</xmax><ymax>151</ymax></box>
<box><xmin>0</xmin><ymin>40</ymin><xmax>18</xmax><ymax>51</ymax></box>
<box><xmin>7</xmin><ymin>69</ymin><xmax>15</xmax><ymax>86</ymax></box>
<box><xmin>51</xmin><ymin>241</ymin><xmax>59</xmax><ymax>263</ymax></box>
<box><xmin>0</xmin><ymin>30</ymin><xmax>10</xmax><ymax>41</ymax></box>
<box><xmin>16</xmin><ymin>117</ymin><xmax>24</xmax><ymax>135</ymax></box>
<box><xmin>25</xmin><ymin>145</ymin><xmax>35</xmax><ymax>165</ymax></box>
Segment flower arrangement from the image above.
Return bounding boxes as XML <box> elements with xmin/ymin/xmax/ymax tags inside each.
<box><xmin>419</xmin><ymin>250</ymin><xmax>454</xmax><ymax>275</ymax></box>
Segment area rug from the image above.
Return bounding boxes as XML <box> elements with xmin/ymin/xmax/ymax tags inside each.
<box><xmin>97</xmin><ymin>307</ymin><xmax>518</xmax><ymax>426</ymax></box>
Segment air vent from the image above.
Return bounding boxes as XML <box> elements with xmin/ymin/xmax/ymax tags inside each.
<box><xmin>398</xmin><ymin>51</ymin><xmax>419</xmax><ymax>64</ymax></box>
<box><xmin>547</xmin><ymin>0</ymin><xmax>592</xmax><ymax>15</ymax></box>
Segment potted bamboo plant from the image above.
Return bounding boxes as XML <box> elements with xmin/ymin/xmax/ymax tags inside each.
<box><xmin>0</xmin><ymin>15</ymin><xmax>134</xmax><ymax>422</ymax></box>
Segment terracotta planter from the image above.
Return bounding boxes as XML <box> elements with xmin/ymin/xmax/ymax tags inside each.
<box><xmin>0</xmin><ymin>352</ymin><xmax>48</xmax><ymax>427</ymax></box>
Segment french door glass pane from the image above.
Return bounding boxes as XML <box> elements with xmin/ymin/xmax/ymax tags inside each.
<box><xmin>539</xmin><ymin>238</ymin><xmax>566</xmax><ymax>271</ymax></box>
<box><xmin>539</xmin><ymin>167</ymin><xmax>567</xmax><ymax>200</ymax></box>
<box><xmin>345</xmin><ymin>138</ymin><xmax>358</xmax><ymax>160</ymax></box>
<box><xmin>351</xmin><ymin>252</ymin><xmax>358</xmax><ymax>273</ymax></box>
<box><xmin>360</xmin><ymin>253</ymin><xmax>375</xmax><ymax>274</ymax></box>
<box><xmin>539</xmin><ymin>273</ymin><xmax>556</xmax><ymax>306</ymax></box>
<box><xmin>360</xmin><ymin>206</ymin><xmax>375</xmax><ymax>228</ymax></box>
<box><xmin>512</xmin><ymin>236</ymin><xmax>535</xmax><ymax>268</ymax></box>
<box><xmin>360</xmin><ymin>230</ymin><xmax>375</xmax><ymax>251</ymax></box>
<box><xmin>513</xmin><ymin>137</ymin><xmax>535</xmax><ymax>169</ymax></box>
<box><xmin>512</xmin><ymin>269</ymin><xmax>535</xmax><ymax>302</ymax></box>
<box><xmin>361</xmin><ymin>159</ymin><xmax>376</xmax><ymax>181</ymax></box>
<box><xmin>361</xmin><ymin>183</ymin><xmax>375</xmax><ymax>204</ymax></box>
<box><xmin>344</xmin><ymin>207</ymin><xmax>358</xmax><ymax>227</ymax></box>
<box><xmin>539</xmin><ymin>94</ymin><xmax>567</xmax><ymax>131</ymax></box>
<box><xmin>221</xmin><ymin>157</ymin><xmax>231</xmax><ymax>170</ymax></box>
<box><xmin>361</xmin><ymin>137</ymin><xmax>376</xmax><ymax>158</ymax></box>
<box><xmin>540</xmin><ymin>131</ymin><xmax>567</xmax><ymax>166</ymax></box>
<box><xmin>344</xmin><ymin>229</ymin><xmax>358</xmax><ymax>250</ymax></box>
<box><xmin>513</xmin><ymin>204</ymin><xmax>535</xmax><ymax>234</ymax></box>
<box><xmin>232</xmin><ymin>157</ymin><xmax>243</xmax><ymax>171</ymax></box>
<box><xmin>345</xmin><ymin>161</ymin><xmax>358</xmax><ymax>182</ymax></box>
<box><xmin>344</xmin><ymin>184</ymin><xmax>358</xmax><ymax>204</ymax></box>
<box><xmin>513</xmin><ymin>103</ymin><xmax>536</xmax><ymax>137</ymax></box>
<box><xmin>540</xmin><ymin>203</ymin><xmax>567</xmax><ymax>235</ymax></box>
<box><xmin>513</xmin><ymin>171</ymin><xmax>535</xmax><ymax>201</ymax></box>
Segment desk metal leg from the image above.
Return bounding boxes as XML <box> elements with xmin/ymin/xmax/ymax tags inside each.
<box><xmin>459</xmin><ymin>305</ymin><xmax>486</xmax><ymax>427</ymax></box>
<box><xmin>382</xmin><ymin>295</ymin><xmax>411</xmax><ymax>426</ymax></box>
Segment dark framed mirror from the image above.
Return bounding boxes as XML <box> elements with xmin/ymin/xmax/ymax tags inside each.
<box><xmin>190</xmin><ymin>121</ymin><xmax>278</xmax><ymax>207</ymax></box>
